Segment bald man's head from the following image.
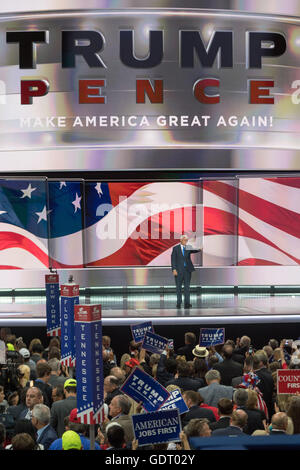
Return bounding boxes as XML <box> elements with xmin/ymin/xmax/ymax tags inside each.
<box><xmin>271</xmin><ymin>412</ymin><xmax>288</xmax><ymax>431</ymax></box>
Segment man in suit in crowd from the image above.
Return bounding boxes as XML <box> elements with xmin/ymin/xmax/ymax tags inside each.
<box><xmin>213</xmin><ymin>344</ymin><xmax>244</xmax><ymax>386</ymax></box>
<box><xmin>50</xmin><ymin>378</ymin><xmax>77</xmax><ymax>437</ymax></box>
<box><xmin>171</xmin><ymin>234</ymin><xmax>201</xmax><ymax>308</ymax></box>
<box><xmin>252</xmin><ymin>351</ymin><xmax>275</xmax><ymax>419</ymax></box>
<box><xmin>165</xmin><ymin>360</ymin><xmax>204</xmax><ymax>392</ymax></box>
<box><xmin>13</xmin><ymin>386</ymin><xmax>43</xmax><ymax>421</ymax></box>
<box><xmin>269</xmin><ymin>412</ymin><xmax>288</xmax><ymax>434</ymax></box>
<box><xmin>197</xmin><ymin>370</ymin><xmax>234</xmax><ymax>408</ymax></box>
<box><xmin>233</xmin><ymin>388</ymin><xmax>265</xmax><ymax>435</ymax></box>
<box><xmin>105</xmin><ymin>394</ymin><xmax>134</xmax><ymax>444</ymax></box>
<box><xmin>234</xmin><ymin>336</ymin><xmax>251</xmax><ymax>358</ymax></box>
<box><xmin>181</xmin><ymin>390</ymin><xmax>216</xmax><ymax>428</ymax></box>
<box><xmin>48</xmin><ymin>358</ymin><xmax>68</xmax><ymax>389</ymax></box>
<box><xmin>104</xmin><ymin>375</ymin><xmax>123</xmax><ymax>408</ymax></box>
<box><xmin>209</xmin><ymin>398</ymin><xmax>233</xmax><ymax>431</ymax></box>
<box><xmin>176</xmin><ymin>332</ymin><xmax>197</xmax><ymax>361</ymax></box>
<box><xmin>156</xmin><ymin>351</ymin><xmax>177</xmax><ymax>387</ymax></box>
<box><xmin>33</xmin><ymin>362</ymin><xmax>53</xmax><ymax>408</ymax></box>
<box><xmin>31</xmin><ymin>403</ymin><xmax>57</xmax><ymax>450</ymax></box>
<box><xmin>211</xmin><ymin>409</ymin><xmax>248</xmax><ymax>437</ymax></box>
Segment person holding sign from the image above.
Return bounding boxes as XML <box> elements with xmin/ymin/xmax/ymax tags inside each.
<box><xmin>171</xmin><ymin>234</ymin><xmax>201</xmax><ymax>308</ymax></box>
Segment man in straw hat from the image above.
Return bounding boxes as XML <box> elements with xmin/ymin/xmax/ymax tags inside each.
<box><xmin>192</xmin><ymin>345</ymin><xmax>209</xmax><ymax>360</ymax></box>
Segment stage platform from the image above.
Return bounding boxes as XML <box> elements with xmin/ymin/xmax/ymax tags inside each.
<box><xmin>1</xmin><ymin>290</ymin><xmax>300</xmax><ymax>327</ymax></box>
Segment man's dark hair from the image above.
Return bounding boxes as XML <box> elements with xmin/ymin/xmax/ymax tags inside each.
<box><xmin>185</xmin><ymin>332</ymin><xmax>196</xmax><ymax>345</ymax></box>
<box><xmin>65</xmin><ymin>386</ymin><xmax>77</xmax><ymax>394</ymax></box>
<box><xmin>218</xmin><ymin>398</ymin><xmax>234</xmax><ymax>416</ymax></box>
<box><xmin>207</xmin><ymin>355</ymin><xmax>219</xmax><ymax>368</ymax></box>
<box><xmin>107</xmin><ymin>425</ymin><xmax>125</xmax><ymax>449</ymax></box>
<box><xmin>54</xmin><ymin>384</ymin><xmax>65</xmax><ymax>399</ymax></box>
<box><xmin>11</xmin><ymin>433</ymin><xmax>36</xmax><ymax>450</ymax></box>
<box><xmin>177</xmin><ymin>360</ymin><xmax>190</xmax><ymax>377</ymax></box>
<box><xmin>183</xmin><ymin>390</ymin><xmax>201</xmax><ymax>406</ymax></box>
<box><xmin>165</xmin><ymin>358</ymin><xmax>177</xmax><ymax>374</ymax></box>
<box><xmin>36</xmin><ymin>362</ymin><xmax>51</xmax><ymax>378</ymax></box>
<box><xmin>69</xmin><ymin>421</ymin><xmax>88</xmax><ymax>435</ymax></box>
<box><xmin>193</xmin><ymin>358</ymin><xmax>208</xmax><ymax>378</ymax></box>
<box><xmin>269</xmin><ymin>339</ymin><xmax>279</xmax><ymax>350</ymax></box>
<box><xmin>31</xmin><ymin>343</ymin><xmax>44</xmax><ymax>354</ymax></box>
<box><xmin>13</xmin><ymin>419</ymin><xmax>37</xmax><ymax>442</ymax></box>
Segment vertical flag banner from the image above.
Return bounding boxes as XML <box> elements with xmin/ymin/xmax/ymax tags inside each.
<box><xmin>60</xmin><ymin>283</ymin><xmax>80</xmax><ymax>367</ymax></box>
<box><xmin>45</xmin><ymin>273</ymin><xmax>60</xmax><ymax>337</ymax></box>
<box><xmin>75</xmin><ymin>304</ymin><xmax>104</xmax><ymax>424</ymax></box>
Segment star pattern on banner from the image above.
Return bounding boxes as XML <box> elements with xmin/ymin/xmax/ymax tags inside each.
<box><xmin>35</xmin><ymin>205</ymin><xmax>52</xmax><ymax>224</ymax></box>
<box><xmin>95</xmin><ymin>182</ymin><xmax>103</xmax><ymax>197</ymax></box>
<box><xmin>20</xmin><ymin>183</ymin><xmax>37</xmax><ymax>199</ymax></box>
<box><xmin>72</xmin><ymin>193</ymin><xmax>82</xmax><ymax>213</ymax></box>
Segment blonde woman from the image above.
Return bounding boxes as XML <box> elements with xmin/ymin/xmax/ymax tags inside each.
<box><xmin>17</xmin><ymin>364</ymin><xmax>31</xmax><ymax>389</ymax></box>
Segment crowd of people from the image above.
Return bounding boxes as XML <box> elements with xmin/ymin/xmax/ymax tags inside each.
<box><xmin>0</xmin><ymin>327</ymin><xmax>300</xmax><ymax>450</ymax></box>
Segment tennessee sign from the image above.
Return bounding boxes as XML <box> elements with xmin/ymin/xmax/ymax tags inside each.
<box><xmin>277</xmin><ymin>369</ymin><xmax>300</xmax><ymax>394</ymax></box>
<box><xmin>131</xmin><ymin>408</ymin><xmax>181</xmax><ymax>446</ymax></box>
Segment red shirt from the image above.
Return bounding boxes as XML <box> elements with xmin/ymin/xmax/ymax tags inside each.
<box><xmin>200</xmin><ymin>403</ymin><xmax>219</xmax><ymax>421</ymax></box>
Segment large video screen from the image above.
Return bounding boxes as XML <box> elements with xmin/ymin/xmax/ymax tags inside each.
<box><xmin>0</xmin><ymin>177</ymin><xmax>299</xmax><ymax>269</ymax></box>
<box><xmin>83</xmin><ymin>181</ymin><xmax>202</xmax><ymax>267</ymax></box>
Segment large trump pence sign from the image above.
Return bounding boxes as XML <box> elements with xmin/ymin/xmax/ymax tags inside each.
<box><xmin>0</xmin><ymin>9</ymin><xmax>298</xmax><ymax>152</ymax></box>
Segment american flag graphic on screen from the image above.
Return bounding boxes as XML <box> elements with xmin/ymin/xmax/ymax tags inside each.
<box><xmin>0</xmin><ymin>177</ymin><xmax>299</xmax><ymax>269</ymax></box>
<box><xmin>203</xmin><ymin>177</ymin><xmax>300</xmax><ymax>266</ymax></box>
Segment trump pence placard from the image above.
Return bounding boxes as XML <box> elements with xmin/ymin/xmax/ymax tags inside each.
<box><xmin>121</xmin><ymin>366</ymin><xmax>170</xmax><ymax>412</ymax></box>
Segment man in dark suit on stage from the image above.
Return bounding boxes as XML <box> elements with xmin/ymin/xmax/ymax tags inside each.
<box><xmin>171</xmin><ymin>235</ymin><xmax>200</xmax><ymax>308</ymax></box>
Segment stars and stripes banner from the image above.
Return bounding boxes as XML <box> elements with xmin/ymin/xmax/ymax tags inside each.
<box><xmin>74</xmin><ymin>304</ymin><xmax>104</xmax><ymax>425</ymax></box>
<box><xmin>0</xmin><ymin>177</ymin><xmax>299</xmax><ymax>269</ymax></box>
<box><xmin>45</xmin><ymin>273</ymin><xmax>61</xmax><ymax>337</ymax></box>
<box><xmin>60</xmin><ymin>283</ymin><xmax>79</xmax><ymax>367</ymax></box>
